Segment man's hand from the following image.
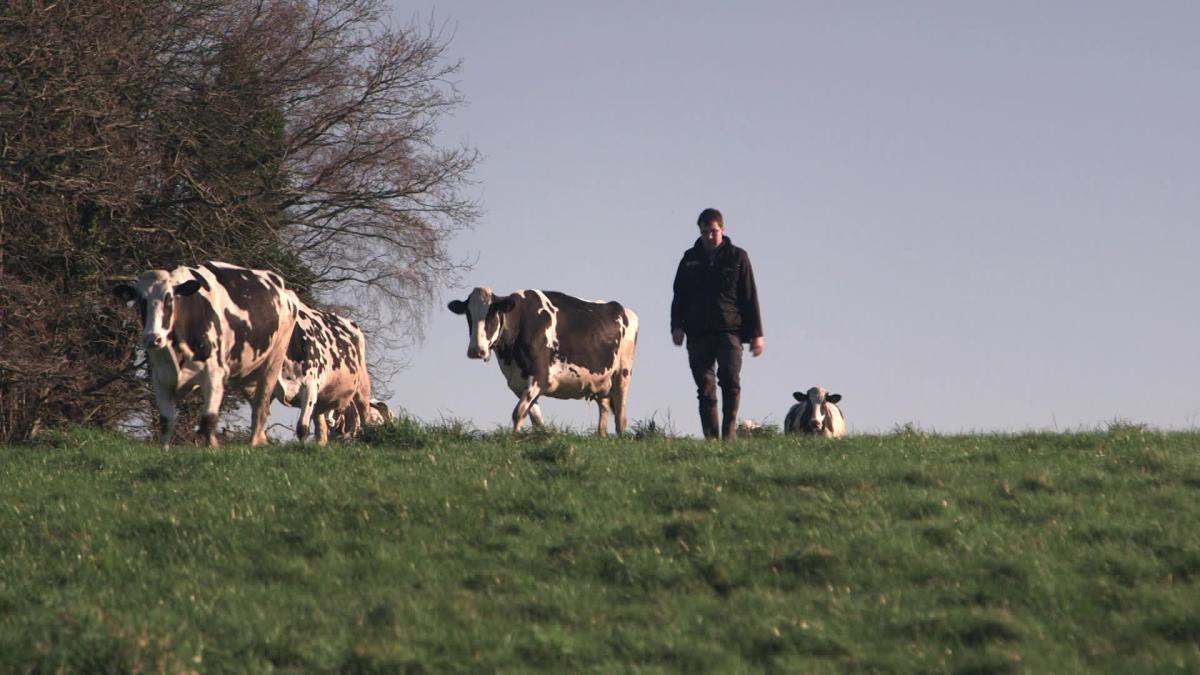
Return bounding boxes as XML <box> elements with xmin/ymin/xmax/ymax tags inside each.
<box><xmin>750</xmin><ymin>336</ymin><xmax>765</xmax><ymax>357</ymax></box>
<box><xmin>672</xmin><ymin>329</ymin><xmax>685</xmax><ymax>346</ymax></box>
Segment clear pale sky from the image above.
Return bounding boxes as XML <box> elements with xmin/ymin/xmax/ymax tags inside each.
<box><xmin>377</xmin><ymin>1</ymin><xmax>1200</xmax><ymax>435</ymax></box>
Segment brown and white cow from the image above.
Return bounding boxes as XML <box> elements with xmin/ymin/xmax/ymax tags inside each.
<box><xmin>784</xmin><ymin>386</ymin><xmax>846</xmax><ymax>438</ymax></box>
<box><xmin>113</xmin><ymin>261</ymin><xmax>300</xmax><ymax>448</ymax></box>
<box><xmin>274</xmin><ymin>304</ymin><xmax>372</xmax><ymax>444</ymax></box>
<box><xmin>327</xmin><ymin>398</ymin><xmax>393</xmax><ymax>437</ymax></box>
<box><xmin>448</xmin><ymin>287</ymin><xmax>639</xmax><ymax>435</ymax></box>
<box><xmin>365</xmin><ymin>399</ymin><xmax>393</xmax><ymax>425</ymax></box>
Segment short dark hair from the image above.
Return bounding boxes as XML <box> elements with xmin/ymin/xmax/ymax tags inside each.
<box><xmin>696</xmin><ymin>208</ymin><xmax>723</xmax><ymax>227</ymax></box>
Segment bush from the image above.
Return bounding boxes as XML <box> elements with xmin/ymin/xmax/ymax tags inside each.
<box><xmin>630</xmin><ymin>412</ymin><xmax>677</xmax><ymax>440</ymax></box>
<box><xmin>359</xmin><ymin>416</ymin><xmax>428</xmax><ymax>449</ymax></box>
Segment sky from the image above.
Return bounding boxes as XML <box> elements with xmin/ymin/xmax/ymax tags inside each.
<box><xmin>371</xmin><ymin>1</ymin><xmax>1200</xmax><ymax>435</ymax></box>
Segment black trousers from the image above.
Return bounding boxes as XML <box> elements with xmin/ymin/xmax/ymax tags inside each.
<box><xmin>686</xmin><ymin>332</ymin><xmax>742</xmax><ymax>438</ymax></box>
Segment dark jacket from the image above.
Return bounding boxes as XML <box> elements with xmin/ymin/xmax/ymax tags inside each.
<box><xmin>670</xmin><ymin>236</ymin><xmax>763</xmax><ymax>342</ymax></box>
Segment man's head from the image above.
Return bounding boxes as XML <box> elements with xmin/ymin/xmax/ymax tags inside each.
<box><xmin>696</xmin><ymin>207</ymin><xmax>724</xmax><ymax>250</ymax></box>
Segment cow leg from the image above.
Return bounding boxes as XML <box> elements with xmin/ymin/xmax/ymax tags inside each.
<box><xmin>332</xmin><ymin>406</ymin><xmax>352</xmax><ymax>439</ymax></box>
<box><xmin>153</xmin><ymin>385</ymin><xmax>178</xmax><ymax>449</ymax></box>
<box><xmin>613</xmin><ymin>396</ymin><xmax>628</xmax><ymax>435</ymax></box>
<box><xmin>315</xmin><ymin>411</ymin><xmax>330</xmax><ymax>445</ymax></box>
<box><xmin>248</xmin><ymin>377</ymin><xmax>274</xmax><ymax>447</ymax></box>
<box><xmin>198</xmin><ymin>378</ymin><xmax>224</xmax><ymax>448</ymax></box>
<box><xmin>251</xmin><ymin>354</ymin><xmax>289</xmax><ymax>446</ymax></box>
<box><xmin>612</xmin><ymin>317</ymin><xmax>637</xmax><ymax>437</ymax></box>
<box><xmin>595</xmin><ymin>397</ymin><xmax>611</xmax><ymax>437</ymax></box>
<box><xmin>528</xmin><ymin>402</ymin><xmax>545</xmax><ymax>428</ymax></box>
<box><xmin>512</xmin><ymin>380</ymin><xmax>542</xmax><ymax>431</ymax></box>
<box><xmin>611</xmin><ymin>369</ymin><xmax>632</xmax><ymax>436</ymax></box>
<box><xmin>295</xmin><ymin>383</ymin><xmax>316</xmax><ymax>444</ymax></box>
<box><xmin>510</xmin><ymin>400</ymin><xmax>524</xmax><ymax>431</ymax></box>
<box><xmin>349</xmin><ymin>392</ymin><xmax>368</xmax><ymax>437</ymax></box>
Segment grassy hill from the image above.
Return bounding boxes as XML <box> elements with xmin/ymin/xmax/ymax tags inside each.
<box><xmin>2</xmin><ymin>423</ymin><xmax>1198</xmax><ymax>672</ymax></box>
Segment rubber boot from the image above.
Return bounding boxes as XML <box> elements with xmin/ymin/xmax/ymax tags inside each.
<box><xmin>721</xmin><ymin>395</ymin><xmax>740</xmax><ymax>442</ymax></box>
<box><xmin>699</xmin><ymin>402</ymin><xmax>719</xmax><ymax>440</ymax></box>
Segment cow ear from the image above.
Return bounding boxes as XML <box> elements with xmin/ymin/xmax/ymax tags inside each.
<box><xmin>447</xmin><ymin>300</ymin><xmax>467</xmax><ymax>315</ymax></box>
<box><xmin>186</xmin><ymin>271</ymin><xmax>210</xmax><ymax>290</ymax></box>
<box><xmin>792</xmin><ymin>391</ymin><xmax>805</xmax><ymax>402</ymax></box>
<box><xmin>827</xmin><ymin>394</ymin><xmax>842</xmax><ymax>404</ymax></box>
<box><xmin>174</xmin><ymin>280</ymin><xmax>203</xmax><ymax>297</ymax></box>
<box><xmin>493</xmin><ymin>294</ymin><xmax>519</xmax><ymax>313</ymax></box>
<box><xmin>113</xmin><ymin>283</ymin><xmax>138</xmax><ymax>306</ymax></box>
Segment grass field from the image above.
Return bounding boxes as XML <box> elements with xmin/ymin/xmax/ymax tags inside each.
<box><xmin>2</xmin><ymin>421</ymin><xmax>1199</xmax><ymax>673</ymax></box>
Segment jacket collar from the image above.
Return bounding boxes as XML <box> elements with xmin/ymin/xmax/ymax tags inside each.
<box><xmin>691</xmin><ymin>236</ymin><xmax>733</xmax><ymax>255</ymax></box>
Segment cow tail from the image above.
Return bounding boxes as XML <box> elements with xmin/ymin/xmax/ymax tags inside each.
<box><xmin>354</xmin><ymin>329</ymin><xmax>371</xmax><ymax>432</ymax></box>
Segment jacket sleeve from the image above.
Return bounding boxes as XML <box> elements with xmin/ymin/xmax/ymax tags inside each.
<box><xmin>670</xmin><ymin>255</ymin><xmax>688</xmax><ymax>333</ymax></box>
<box><xmin>737</xmin><ymin>250</ymin><xmax>763</xmax><ymax>341</ymax></box>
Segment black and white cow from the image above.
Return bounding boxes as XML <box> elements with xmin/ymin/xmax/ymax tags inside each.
<box><xmin>448</xmin><ymin>287</ymin><xmax>639</xmax><ymax>435</ymax></box>
<box><xmin>784</xmin><ymin>386</ymin><xmax>846</xmax><ymax>438</ymax></box>
<box><xmin>113</xmin><ymin>261</ymin><xmax>300</xmax><ymax>448</ymax></box>
<box><xmin>274</xmin><ymin>303</ymin><xmax>372</xmax><ymax>444</ymax></box>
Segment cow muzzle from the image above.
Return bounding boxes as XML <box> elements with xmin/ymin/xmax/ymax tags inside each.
<box><xmin>468</xmin><ymin>346</ymin><xmax>489</xmax><ymax>360</ymax></box>
<box><xmin>142</xmin><ymin>333</ymin><xmax>169</xmax><ymax>350</ymax></box>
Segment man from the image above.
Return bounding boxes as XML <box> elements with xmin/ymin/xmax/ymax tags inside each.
<box><xmin>671</xmin><ymin>208</ymin><xmax>765</xmax><ymax>440</ymax></box>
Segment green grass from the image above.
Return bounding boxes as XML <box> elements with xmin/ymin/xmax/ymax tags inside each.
<box><xmin>2</xmin><ymin>424</ymin><xmax>1199</xmax><ymax>672</ymax></box>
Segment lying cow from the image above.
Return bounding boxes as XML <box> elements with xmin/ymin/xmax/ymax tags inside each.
<box><xmin>448</xmin><ymin>287</ymin><xmax>639</xmax><ymax>435</ymax></box>
<box><xmin>274</xmin><ymin>304</ymin><xmax>372</xmax><ymax>444</ymax></box>
<box><xmin>113</xmin><ymin>261</ymin><xmax>300</xmax><ymax>448</ymax></box>
<box><xmin>364</xmin><ymin>398</ymin><xmax>393</xmax><ymax>425</ymax></box>
<box><xmin>784</xmin><ymin>386</ymin><xmax>846</xmax><ymax>438</ymax></box>
<box><xmin>327</xmin><ymin>398</ymin><xmax>394</xmax><ymax>437</ymax></box>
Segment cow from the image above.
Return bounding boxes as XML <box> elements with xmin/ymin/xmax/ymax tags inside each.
<box><xmin>737</xmin><ymin>419</ymin><xmax>764</xmax><ymax>434</ymax></box>
<box><xmin>361</xmin><ymin>398</ymin><xmax>394</xmax><ymax>426</ymax></box>
<box><xmin>327</xmin><ymin>398</ymin><xmax>393</xmax><ymax>437</ymax></box>
<box><xmin>273</xmin><ymin>303</ymin><xmax>372</xmax><ymax>444</ymax></box>
<box><xmin>784</xmin><ymin>386</ymin><xmax>846</xmax><ymax>438</ymax></box>
<box><xmin>113</xmin><ymin>261</ymin><xmax>300</xmax><ymax>448</ymax></box>
<box><xmin>447</xmin><ymin>287</ymin><xmax>639</xmax><ymax>436</ymax></box>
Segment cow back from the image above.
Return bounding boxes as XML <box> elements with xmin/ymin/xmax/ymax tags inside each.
<box><xmin>179</xmin><ymin>262</ymin><xmax>297</xmax><ymax>383</ymax></box>
<box><xmin>279</xmin><ymin>302</ymin><xmax>371</xmax><ymax>413</ymax></box>
<box><xmin>200</xmin><ymin>262</ymin><xmax>293</xmax><ymax>361</ymax></box>
<box><xmin>536</xmin><ymin>291</ymin><xmax>632</xmax><ymax>374</ymax></box>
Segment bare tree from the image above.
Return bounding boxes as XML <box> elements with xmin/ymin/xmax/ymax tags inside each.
<box><xmin>147</xmin><ymin>0</ymin><xmax>480</xmax><ymax>333</ymax></box>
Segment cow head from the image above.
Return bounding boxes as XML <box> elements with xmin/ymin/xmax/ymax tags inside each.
<box><xmin>368</xmin><ymin>399</ymin><xmax>393</xmax><ymax>425</ymax></box>
<box><xmin>447</xmin><ymin>287</ymin><xmax>517</xmax><ymax>361</ymax></box>
<box><xmin>793</xmin><ymin>387</ymin><xmax>843</xmax><ymax>433</ymax></box>
<box><xmin>113</xmin><ymin>270</ymin><xmax>207</xmax><ymax>351</ymax></box>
